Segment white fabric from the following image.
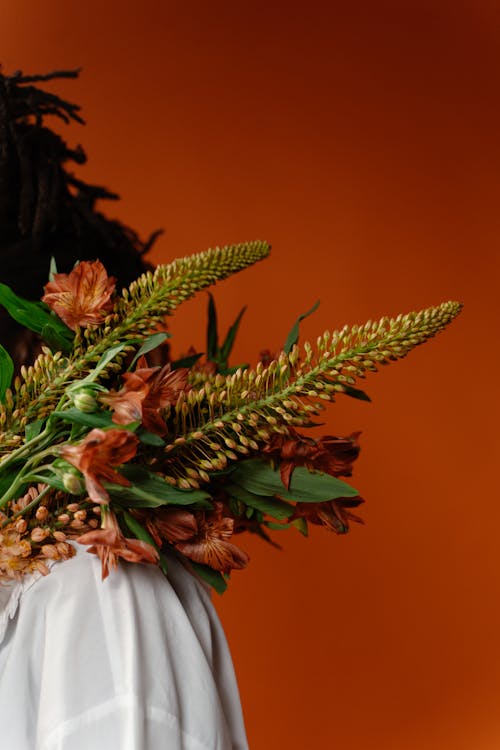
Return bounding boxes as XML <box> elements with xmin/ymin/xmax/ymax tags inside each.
<box><xmin>0</xmin><ymin>545</ymin><xmax>248</xmax><ymax>750</ymax></box>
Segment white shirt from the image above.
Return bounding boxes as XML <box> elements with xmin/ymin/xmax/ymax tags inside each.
<box><xmin>0</xmin><ymin>545</ymin><xmax>249</xmax><ymax>750</ymax></box>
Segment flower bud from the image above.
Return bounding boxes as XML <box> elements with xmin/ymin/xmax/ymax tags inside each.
<box><xmin>35</xmin><ymin>506</ymin><xmax>49</xmax><ymax>522</ymax></box>
<box><xmin>15</xmin><ymin>519</ymin><xmax>28</xmax><ymax>534</ymax></box>
<box><xmin>72</xmin><ymin>388</ymin><xmax>98</xmax><ymax>413</ymax></box>
<box><xmin>62</xmin><ymin>473</ymin><xmax>84</xmax><ymax>495</ymax></box>
<box><xmin>31</xmin><ymin>527</ymin><xmax>49</xmax><ymax>542</ymax></box>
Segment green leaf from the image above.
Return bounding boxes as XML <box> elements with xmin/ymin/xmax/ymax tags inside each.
<box><xmin>0</xmin><ymin>344</ymin><xmax>14</xmax><ymax>403</ymax></box>
<box><xmin>121</xmin><ymin>510</ymin><xmax>168</xmax><ymax>575</ymax></box>
<box><xmin>107</xmin><ymin>466</ymin><xmax>211</xmax><ymax>508</ymax></box>
<box><xmin>283</xmin><ymin>300</ymin><xmax>320</xmax><ymax>354</ymax></box>
<box><xmin>171</xmin><ymin>352</ymin><xmax>203</xmax><ymax>370</ymax></box>
<box><xmin>49</xmin><ymin>256</ymin><xmax>58</xmax><ymax>282</ymax></box>
<box><xmin>292</xmin><ymin>517</ymin><xmax>309</xmax><ymax>536</ymax></box>
<box><xmin>190</xmin><ymin>561</ymin><xmax>228</xmax><ymax>594</ymax></box>
<box><xmin>219</xmin><ymin>363</ymin><xmax>248</xmax><ymax>375</ymax></box>
<box><xmin>231</xmin><ymin>458</ymin><xmax>359</xmax><ymax>502</ymax></box>
<box><xmin>228</xmin><ymin>482</ymin><xmax>293</xmax><ymax>520</ymax></box>
<box><xmin>340</xmin><ymin>384</ymin><xmax>371</xmax><ymax>402</ymax></box>
<box><xmin>74</xmin><ymin>342</ymin><xmax>128</xmax><ymax>386</ymax></box>
<box><xmin>137</xmin><ymin>429</ymin><xmax>165</xmax><ymax>447</ymax></box>
<box><xmin>207</xmin><ymin>293</ymin><xmax>218</xmax><ymax>360</ymax></box>
<box><xmin>40</xmin><ymin>323</ymin><xmax>74</xmax><ymax>354</ymax></box>
<box><xmin>129</xmin><ymin>332</ymin><xmax>170</xmax><ymax>369</ymax></box>
<box><xmin>0</xmin><ymin>283</ymin><xmax>73</xmax><ymax>340</ymax></box>
<box><xmin>220</xmin><ymin>305</ymin><xmax>247</xmax><ymax>362</ymax></box>
<box><xmin>266</xmin><ymin>520</ymin><xmax>294</xmax><ymax>530</ymax></box>
<box><xmin>25</xmin><ymin>418</ymin><xmax>45</xmax><ymax>442</ymax></box>
<box><xmin>52</xmin><ymin>408</ymin><xmax>114</xmax><ymax>429</ymax></box>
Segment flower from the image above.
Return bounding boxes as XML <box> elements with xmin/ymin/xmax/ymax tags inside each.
<box><xmin>101</xmin><ymin>357</ymin><xmax>189</xmax><ymax>435</ymax></box>
<box><xmin>42</xmin><ymin>260</ymin><xmax>116</xmax><ymax>331</ymax></box>
<box><xmin>264</xmin><ymin>429</ymin><xmax>361</xmax><ymax>489</ymax></box>
<box><xmin>149</xmin><ymin>504</ymin><xmax>249</xmax><ymax>574</ymax></box>
<box><xmin>76</xmin><ymin>508</ymin><xmax>159</xmax><ymax>579</ymax></box>
<box><xmin>293</xmin><ymin>496</ymin><xmax>365</xmax><ymax>534</ymax></box>
<box><xmin>59</xmin><ymin>428</ymin><xmax>139</xmax><ymax>504</ymax></box>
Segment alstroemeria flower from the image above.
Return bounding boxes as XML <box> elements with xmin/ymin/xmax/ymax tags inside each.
<box><xmin>264</xmin><ymin>429</ymin><xmax>361</xmax><ymax>489</ymax></box>
<box><xmin>42</xmin><ymin>259</ymin><xmax>116</xmax><ymax>331</ymax></box>
<box><xmin>293</xmin><ymin>496</ymin><xmax>364</xmax><ymax>534</ymax></box>
<box><xmin>76</xmin><ymin>509</ymin><xmax>159</xmax><ymax>579</ymax></box>
<box><xmin>59</xmin><ymin>428</ymin><xmax>139</xmax><ymax>504</ymax></box>
<box><xmin>149</xmin><ymin>504</ymin><xmax>249</xmax><ymax>574</ymax></box>
<box><xmin>101</xmin><ymin>357</ymin><xmax>189</xmax><ymax>435</ymax></box>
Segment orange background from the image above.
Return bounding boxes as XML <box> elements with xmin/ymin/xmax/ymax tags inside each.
<box><xmin>2</xmin><ymin>2</ymin><xmax>499</xmax><ymax>748</ymax></box>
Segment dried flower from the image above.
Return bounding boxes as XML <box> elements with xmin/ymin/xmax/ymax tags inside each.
<box><xmin>42</xmin><ymin>260</ymin><xmax>116</xmax><ymax>331</ymax></box>
<box><xmin>76</xmin><ymin>509</ymin><xmax>159</xmax><ymax>579</ymax></box>
<box><xmin>151</xmin><ymin>504</ymin><xmax>249</xmax><ymax>574</ymax></box>
<box><xmin>60</xmin><ymin>428</ymin><xmax>139</xmax><ymax>504</ymax></box>
<box><xmin>293</xmin><ymin>496</ymin><xmax>364</xmax><ymax>534</ymax></box>
<box><xmin>102</xmin><ymin>357</ymin><xmax>189</xmax><ymax>435</ymax></box>
<box><xmin>264</xmin><ymin>429</ymin><xmax>361</xmax><ymax>489</ymax></box>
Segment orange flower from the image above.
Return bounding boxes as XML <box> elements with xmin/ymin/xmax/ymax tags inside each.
<box><xmin>293</xmin><ymin>496</ymin><xmax>364</xmax><ymax>534</ymax></box>
<box><xmin>102</xmin><ymin>357</ymin><xmax>189</xmax><ymax>435</ymax></box>
<box><xmin>60</xmin><ymin>428</ymin><xmax>139</xmax><ymax>504</ymax></box>
<box><xmin>76</xmin><ymin>509</ymin><xmax>159</xmax><ymax>579</ymax></box>
<box><xmin>42</xmin><ymin>259</ymin><xmax>116</xmax><ymax>331</ymax></box>
<box><xmin>151</xmin><ymin>504</ymin><xmax>249</xmax><ymax>574</ymax></box>
<box><xmin>264</xmin><ymin>429</ymin><xmax>361</xmax><ymax>489</ymax></box>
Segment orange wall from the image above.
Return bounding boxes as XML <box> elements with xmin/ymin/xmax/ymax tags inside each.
<box><xmin>2</xmin><ymin>3</ymin><xmax>499</xmax><ymax>748</ymax></box>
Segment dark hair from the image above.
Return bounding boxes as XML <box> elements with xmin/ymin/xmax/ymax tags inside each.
<box><xmin>0</xmin><ymin>68</ymin><xmax>161</xmax><ymax>367</ymax></box>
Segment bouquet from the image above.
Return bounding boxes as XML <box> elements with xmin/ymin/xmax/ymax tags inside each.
<box><xmin>0</xmin><ymin>241</ymin><xmax>461</xmax><ymax>592</ymax></box>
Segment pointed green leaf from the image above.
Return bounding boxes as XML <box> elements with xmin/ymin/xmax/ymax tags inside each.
<box><xmin>40</xmin><ymin>323</ymin><xmax>74</xmax><ymax>354</ymax></box>
<box><xmin>0</xmin><ymin>344</ymin><xmax>14</xmax><ymax>403</ymax></box>
<box><xmin>171</xmin><ymin>352</ymin><xmax>203</xmax><ymax>370</ymax></box>
<box><xmin>228</xmin><ymin>482</ymin><xmax>293</xmax><ymax>519</ymax></box>
<box><xmin>207</xmin><ymin>293</ymin><xmax>218</xmax><ymax>360</ymax></box>
<box><xmin>107</xmin><ymin>466</ymin><xmax>211</xmax><ymax>507</ymax></box>
<box><xmin>25</xmin><ymin>418</ymin><xmax>45</xmax><ymax>442</ymax></box>
<box><xmin>121</xmin><ymin>510</ymin><xmax>168</xmax><ymax>574</ymax></box>
<box><xmin>220</xmin><ymin>305</ymin><xmax>247</xmax><ymax>362</ymax></box>
<box><xmin>190</xmin><ymin>561</ymin><xmax>228</xmax><ymax>594</ymax></box>
<box><xmin>129</xmin><ymin>332</ymin><xmax>170</xmax><ymax>369</ymax></box>
<box><xmin>340</xmin><ymin>384</ymin><xmax>371</xmax><ymax>402</ymax></box>
<box><xmin>231</xmin><ymin>458</ymin><xmax>359</xmax><ymax>502</ymax></box>
<box><xmin>52</xmin><ymin>408</ymin><xmax>114</xmax><ymax>429</ymax></box>
<box><xmin>283</xmin><ymin>299</ymin><xmax>320</xmax><ymax>354</ymax></box>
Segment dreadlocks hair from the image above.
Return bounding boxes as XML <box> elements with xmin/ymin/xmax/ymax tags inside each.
<box><xmin>0</xmin><ymin>67</ymin><xmax>162</xmax><ymax>369</ymax></box>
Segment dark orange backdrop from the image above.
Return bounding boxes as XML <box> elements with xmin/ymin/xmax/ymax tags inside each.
<box><xmin>2</xmin><ymin>2</ymin><xmax>499</xmax><ymax>748</ymax></box>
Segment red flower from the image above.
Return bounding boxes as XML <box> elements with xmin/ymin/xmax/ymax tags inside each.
<box><xmin>42</xmin><ymin>260</ymin><xmax>116</xmax><ymax>331</ymax></box>
<box><xmin>76</xmin><ymin>509</ymin><xmax>159</xmax><ymax>579</ymax></box>
<box><xmin>102</xmin><ymin>357</ymin><xmax>189</xmax><ymax>435</ymax></box>
<box><xmin>293</xmin><ymin>496</ymin><xmax>364</xmax><ymax>534</ymax></box>
<box><xmin>59</xmin><ymin>428</ymin><xmax>139</xmax><ymax>504</ymax></box>
<box><xmin>264</xmin><ymin>429</ymin><xmax>361</xmax><ymax>489</ymax></box>
<box><xmin>150</xmin><ymin>504</ymin><xmax>249</xmax><ymax>574</ymax></box>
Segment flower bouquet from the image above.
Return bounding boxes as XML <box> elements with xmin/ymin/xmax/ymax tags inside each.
<box><xmin>0</xmin><ymin>242</ymin><xmax>461</xmax><ymax>592</ymax></box>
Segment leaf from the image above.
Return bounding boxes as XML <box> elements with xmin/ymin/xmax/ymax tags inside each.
<box><xmin>0</xmin><ymin>283</ymin><xmax>73</xmax><ymax>339</ymax></box>
<box><xmin>0</xmin><ymin>344</ymin><xmax>14</xmax><ymax>403</ymax></box>
<box><xmin>227</xmin><ymin>482</ymin><xmax>293</xmax><ymax>520</ymax></box>
<box><xmin>171</xmin><ymin>352</ymin><xmax>203</xmax><ymax>370</ymax></box>
<box><xmin>231</xmin><ymin>458</ymin><xmax>359</xmax><ymax>502</ymax></box>
<box><xmin>220</xmin><ymin>305</ymin><xmax>247</xmax><ymax>362</ymax></box>
<box><xmin>52</xmin><ymin>408</ymin><xmax>114</xmax><ymax>429</ymax></box>
<box><xmin>40</xmin><ymin>323</ymin><xmax>74</xmax><ymax>354</ymax></box>
<box><xmin>129</xmin><ymin>332</ymin><xmax>170</xmax><ymax>369</ymax></box>
<box><xmin>25</xmin><ymin>419</ymin><xmax>45</xmax><ymax>442</ymax></box>
<box><xmin>137</xmin><ymin>429</ymin><xmax>165</xmax><ymax>447</ymax></box>
<box><xmin>107</xmin><ymin>466</ymin><xmax>211</xmax><ymax>508</ymax></box>
<box><xmin>121</xmin><ymin>510</ymin><xmax>168</xmax><ymax>574</ymax></box>
<box><xmin>283</xmin><ymin>300</ymin><xmax>320</xmax><ymax>354</ymax></box>
<box><xmin>340</xmin><ymin>384</ymin><xmax>371</xmax><ymax>402</ymax></box>
<box><xmin>207</xmin><ymin>293</ymin><xmax>218</xmax><ymax>360</ymax></box>
<box><xmin>190</xmin><ymin>560</ymin><xmax>228</xmax><ymax>594</ymax></box>
<box><xmin>73</xmin><ymin>342</ymin><xmax>129</xmax><ymax>387</ymax></box>
<box><xmin>292</xmin><ymin>517</ymin><xmax>309</xmax><ymax>536</ymax></box>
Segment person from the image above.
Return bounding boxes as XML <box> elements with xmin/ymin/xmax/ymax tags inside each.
<box><xmin>0</xmin><ymin>69</ymin><xmax>248</xmax><ymax>750</ymax></box>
